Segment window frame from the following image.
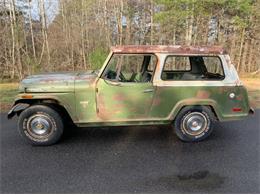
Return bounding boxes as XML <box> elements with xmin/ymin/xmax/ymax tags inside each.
<box><xmin>161</xmin><ymin>55</ymin><xmax>225</xmax><ymax>81</ymax></box>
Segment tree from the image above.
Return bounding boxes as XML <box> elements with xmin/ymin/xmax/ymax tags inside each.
<box><xmin>0</xmin><ymin>0</ymin><xmax>259</xmax><ymax>81</ymax></box>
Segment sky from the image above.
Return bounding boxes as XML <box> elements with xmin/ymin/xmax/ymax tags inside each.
<box><xmin>30</xmin><ymin>0</ymin><xmax>59</xmax><ymax>24</ymax></box>
<box><xmin>1</xmin><ymin>0</ymin><xmax>59</xmax><ymax>24</ymax></box>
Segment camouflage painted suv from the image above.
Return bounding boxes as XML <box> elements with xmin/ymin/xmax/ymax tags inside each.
<box><xmin>8</xmin><ymin>45</ymin><xmax>254</xmax><ymax>145</ymax></box>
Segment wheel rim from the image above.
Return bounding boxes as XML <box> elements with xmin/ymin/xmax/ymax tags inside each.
<box><xmin>182</xmin><ymin>112</ymin><xmax>208</xmax><ymax>136</ymax></box>
<box><xmin>27</xmin><ymin>114</ymin><xmax>53</xmax><ymax>138</ymax></box>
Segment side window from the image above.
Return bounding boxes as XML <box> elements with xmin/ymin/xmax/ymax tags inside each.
<box><xmin>161</xmin><ymin>56</ymin><xmax>191</xmax><ymax>80</ymax></box>
<box><xmin>161</xmin><ymin>56</ymin><xmax>224</xmax><ymax>81</ymax></box>
<box><xmin>164</xmin><ymin>56</ymin><xmax>191</xmax><ymax>71</ymax></box>
<box><xmin>147</xmin><ymin>55</ymin><xmax>157</xmax><ymax>72</ymax></box>
<box><xmin>102</xmin><ymin>54</ymin><xmax>157</xmax><ymax>83</ymax></box>
<box><xmin>102</xmin><ymin>55</ymin><xmax>119</xmax><ymax>81</ymax></box>
<box><xmin>203</xmin><ymin>57</ymin><xmax>224</xmax><ymax>76</ymax></box>
<box><xmin>119</xmin><ymin>55</ymin><xmax>144</xmax><ymax>82</ymax></box>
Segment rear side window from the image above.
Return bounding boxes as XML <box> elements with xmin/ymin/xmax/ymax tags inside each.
<box><xmin>164</xmin><ymin>56</ymin><xmax>191</xmax><ymax>71</ymax></box>
<box><xmin>161</xmin><ymin>56</ymin><xmax>224</xmax><ymax>80</ymax></box>
<box><xmin>203</xmin><ymin>57</ymin><xmax>224</xmax><ymax>75</ymax></box>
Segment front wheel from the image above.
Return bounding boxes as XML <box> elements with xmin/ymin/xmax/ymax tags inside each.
<box><xmin>173</xmin><ymin>106</ymin><xmax>215</xmax><ymax>142</ymax></box>
<box><xmin>18</xmin><ymin>105</ymin><xmax>64</xmax><ymax>146</ymax></box>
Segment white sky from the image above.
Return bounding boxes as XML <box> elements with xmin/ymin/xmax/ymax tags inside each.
<box><xmin>30</xmin><ymin>0</ymin><xmax>59</xmax><ymax>24</ymax></box>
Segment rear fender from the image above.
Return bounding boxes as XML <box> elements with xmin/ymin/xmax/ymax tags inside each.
<box><xmin>169</xmin><ymin>98</ymin><xmax>221</xmax><ymax>121</ymax></box>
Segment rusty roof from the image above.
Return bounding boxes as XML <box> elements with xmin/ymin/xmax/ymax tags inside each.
<box><xmin>111</xmin><ymin>45</ymin><xmax>227</xmax><ymax>55</ymax></box>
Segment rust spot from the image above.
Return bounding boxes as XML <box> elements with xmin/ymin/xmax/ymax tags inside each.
<box><xmin>152</xmin><ymin>98</ymin><xmax>161</xmax><ymax>106</ymax></box>
<box><xmin>196</xmin><ymin>90</ymin><xmax>210</xmax><ymax>99</ymax></box>
<box><xmin>111</xmin><ymin>45</ymin><xmax>227</xmax><ymax>55</ymax></box>
<box><xmin>39</xmin><ymin>78</ymin><xmax>67</xmax><ymax>84</ymax></box>
<box><xmin>75</xmin><ymin>75</ymin><xmax>96</xmax><ymax>82</ymax></box>
<box><xmin>79</xmin><ymin>110</ymin><xmax>85</xmax><ymax>120</ymax></box>
<box><xmin>97</xmin><ymin>94</ymin><xmax>110</xmax><ymax>120</ymax></box>
<box><xmin>154</xmin><ymin>54</ymin><xmax>161</xmax><ymax>76</ymax></box>
<box><xmin>113</xmin><ymin>94</ymin><xmax>126</xmax><ymax>101</ymax></box>
<box><xmin>218</xmin><ymin>87</ymin><xmax>229</xmax><ymax>94</ymax></box>
<box><xmin>97</xmin><ymin>93</ymin><xmax>125</xmax><ymax>120</ymax></box>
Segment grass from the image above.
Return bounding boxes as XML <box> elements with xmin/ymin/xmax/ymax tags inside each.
<box><xmin>0</xmin><ymin>83</ymin><xmax>19</xmax><ymax>112</ymax></box>
<box><xmin>0</xmin><ymin>78</ymin><xmax>259</xmax><ymax>113</ymax></box>
<box><xmin>240</xmin><ymin>77</ymin><xmax>260</xmax><ymax>109</ymax></box>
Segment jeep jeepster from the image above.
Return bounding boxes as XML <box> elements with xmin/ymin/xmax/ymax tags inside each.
<box><xmin>8</xmin><ymin>45</ymin><xmax>254</xmax><ymax>145</ymax></box>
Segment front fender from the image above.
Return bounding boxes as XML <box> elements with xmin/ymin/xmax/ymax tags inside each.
<box><xmin>7</xmin><ymin>103</ymin><xmax>30</xmax><ymax>119</ymax></box>
<box><xmin>8</xmin><ymin>93</ymin><xmax>77</xmax><ymax>122</ymax></box>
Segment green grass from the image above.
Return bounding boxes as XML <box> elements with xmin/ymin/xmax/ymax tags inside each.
<box><xmin>0</xmin><ymin>84</ymin><xmax>18</xmax><ymax>102</ymax></box>
<box><xmin>0</xmin><ymin>83</ymin><xmax>18</xmax><ymax>112</ymax></box>
<box><xmin>0</xmin><ymin>89</ymin><xmax>17</xmax><ymax>103</ymax></box>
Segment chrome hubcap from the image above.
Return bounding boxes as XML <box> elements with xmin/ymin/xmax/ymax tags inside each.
<box><xmin>27</xmin><ymin>114</ymin><xmax>52</xmax><ymax>137</ymax></box>
<box><xmin>182</xmin><ymin>112</ymin><xmax>208</xmax><ymax>135</ymax></box>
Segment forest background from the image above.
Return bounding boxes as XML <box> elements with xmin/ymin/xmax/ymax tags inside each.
<box><xmin>0</xmin><ymin>0</ymin><xmax>259</xmax><ymax>111</ymax></box>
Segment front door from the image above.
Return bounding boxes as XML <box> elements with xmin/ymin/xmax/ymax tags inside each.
<box><xmin>96</xmin><ymin>53</ymin><xmax>157</xmax><ymax>121</ymax></box>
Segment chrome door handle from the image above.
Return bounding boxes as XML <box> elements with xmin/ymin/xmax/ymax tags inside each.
<box><xmin>143</xmin><ymin>89</ymin><xmax>154</xmax><ymax>93</ymax></box>
<box><xmin>111</xmin><ymin>82</ymin><xmax>121</xmax><ymax>86</ymax></box>
<box><xmin>106</xmin><ymin>80</ymin><xmax>121</xmax><ymax>86</ymax></box>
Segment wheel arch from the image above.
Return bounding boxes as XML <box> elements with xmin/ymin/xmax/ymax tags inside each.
<box><xmin>7</xmin><ymin>98</ymin><xmax>76</xmax><ymax>123</ymax></box>
<box><xmin>169</xmin><ymin>99</ymin><xmax>221</xmax><ymax>121</ymax></box>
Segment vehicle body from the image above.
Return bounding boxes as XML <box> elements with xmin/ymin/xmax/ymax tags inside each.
<box><xmin>8</xmin><ymin>45</ymin><xmax>254</xmax><ymax>145</ymax></box>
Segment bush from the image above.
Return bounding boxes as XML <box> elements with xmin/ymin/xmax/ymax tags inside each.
<box><xmin>89</xmin><ymin>48</ymin><xmax>108</xmax><ymax>70</ymax></box>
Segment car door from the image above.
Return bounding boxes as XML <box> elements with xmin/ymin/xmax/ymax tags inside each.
<box><xmin>95</xmin><ymin>54</ymin><xmax>157</xmax><ymax>121</ymax></box>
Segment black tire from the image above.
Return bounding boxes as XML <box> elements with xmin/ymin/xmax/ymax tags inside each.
<box><xmin>173</xmin><ymin>106</ymin><xmax>215</xmax><ymax>142</ymax></box>
<box><xmin>18</xmin><ymin>105</ymin><xmax>64</xmax><ymax>146</ymax></box>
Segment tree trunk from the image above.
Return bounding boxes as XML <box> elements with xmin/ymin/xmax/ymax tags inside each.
<box><xmin>150</xmin><ymin>0</ymin><xmax>154</xmax><ymax>45</ymax></box>
<box><xmin>185</xmin><ymin>2</ymin><xmax>194</xmax><ymax>45</ymax></box>
<box><xmin>9</xmin><ymin>0</ymin><xmax>16</xmax><ymax>79</ymax></box>
<box><xmin>28</xmin><ymin>0</ymin><xmax>36</xmax><ymax>63</ymax></box>
<box><xmin>39</xmin><ymin>0</ymin><xmax>51</xmax><ymax>70</ymax></box>
<box><xmin>237</xmin><ymin>27</ymin><xmax>245</xmax><ymax>72</ymax></box>
<box><xmin>81</xmin><ymin>0</ymin><xmax>87</xmax><ymax>69</ymax></box>
<box><xmin>247</xmin><ymin>39</ymin><xmax>254</xmax><ymax>73</ymax></box>
<box><xmin>10</xmin><ymin>0</ymin><xmax>23</xmax><ymax>79</ymax></box>
<box><xmin>241</xmin><ymin>39</ymin><xmax>249</xmax><ymax>73</ymax></box>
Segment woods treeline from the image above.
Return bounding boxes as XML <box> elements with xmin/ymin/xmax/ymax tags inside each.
<box><xmin>0</xmin><ymin>0</ymin><xmax>259</xmax><ymax>81</ymax></box>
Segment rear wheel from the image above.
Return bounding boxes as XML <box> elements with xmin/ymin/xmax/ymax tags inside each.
<box><xmin>173</xmin><ymin>106</ymin><xmax>215</xmax><ymax>142</ymax></box>
<box><xmin>18</xmin><ymin>105</ymin><xmax>64</xmax><ymax>145</ymax></box>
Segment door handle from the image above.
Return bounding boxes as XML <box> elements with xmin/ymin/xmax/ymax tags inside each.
<box><xmin>143</xmin><ymin>89</ymin><xmax>154</xmax><ymax>93</ymax></box>
<box><xmin>106</xmin><ymin>80</ymin><xmax>121</xmax><ymax>86</ymax></box>
<box><xmin>111</xmin><ymin>82</ymin><xmax>121</xmax><ymax>86</ymax></box>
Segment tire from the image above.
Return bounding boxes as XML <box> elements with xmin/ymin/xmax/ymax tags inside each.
<box><xmin>18</xmin><ymin>105</ymin><xmax>64</xmax><ymax>146</ymax></box>
<box><xmin>173</xmin><ymin>106</ymin><xmax>215</xmax><ymax>142</ymax></box>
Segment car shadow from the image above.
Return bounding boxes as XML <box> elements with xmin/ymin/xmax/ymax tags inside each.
<box><xmin>61</xmin><ymin>124</ymin><xmax>177</xmax><ymax>144</ymax></box>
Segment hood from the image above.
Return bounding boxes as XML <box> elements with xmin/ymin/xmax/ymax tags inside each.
<box><xmin>19</xmin><ymin>71</ymin><xmax>98</xmax><ymax>93</ymax></box>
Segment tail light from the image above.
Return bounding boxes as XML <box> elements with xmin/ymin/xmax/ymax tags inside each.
<box><xmin>232</xmin><ymin>107</ymin><xmax>242</xmax><ymax>112</ymax></box>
